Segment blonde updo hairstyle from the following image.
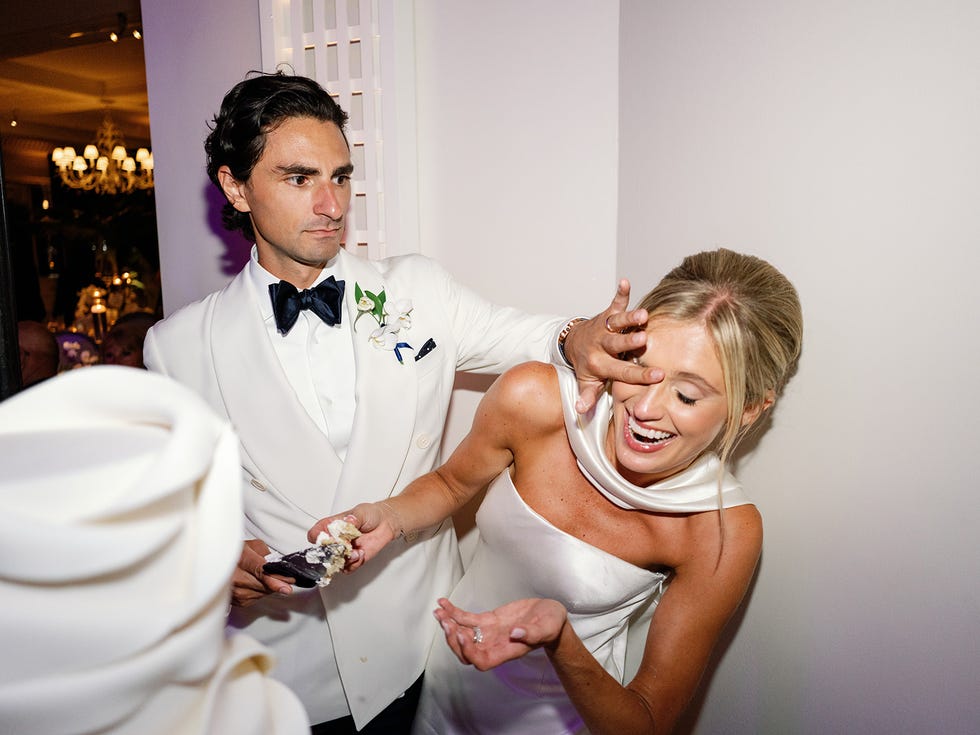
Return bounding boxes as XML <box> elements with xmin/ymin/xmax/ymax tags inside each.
<box><xmin>636</xmin><ymin>248</ymin><xmax>803</xmax><ymax>471</ymax></box>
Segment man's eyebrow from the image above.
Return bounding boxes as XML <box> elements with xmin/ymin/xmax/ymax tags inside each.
<box><xmin>274</xmin><ymin>164</ymin><xmax>320</xmax><ymax>176</ymax></box>
<box><xmin>272</xmin><ymin>162</ymin><xmax>354</xmax><ymax>178</ymax></box>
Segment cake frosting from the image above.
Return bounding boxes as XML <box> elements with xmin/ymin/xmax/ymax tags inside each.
<box><xmin>0</xmin><ymin>367</ymin><xmax>309</xmax><ymax>735</ymax></box>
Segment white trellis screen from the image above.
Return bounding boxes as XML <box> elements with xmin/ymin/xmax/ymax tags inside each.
<box><xmin>259</xmin><ymin>0</ymin><xmax>406</xmax><ymax>260</ymax></box>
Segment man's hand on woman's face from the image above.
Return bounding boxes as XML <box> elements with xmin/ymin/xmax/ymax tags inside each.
<box><xmin>563</xmin><ymin>279</ymin><xmax>664</xmax><ymax>413</ymax></box>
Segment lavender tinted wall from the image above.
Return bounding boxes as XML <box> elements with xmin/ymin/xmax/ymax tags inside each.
<box><xmin>142</xmin><ymin>0</ymin><xmax>263</xmax><ymax>314</ymax></box>
<box><xmin>618</xmin><ymin>2</ymin><xmax>980</xmax><ymax>732</ymax></box>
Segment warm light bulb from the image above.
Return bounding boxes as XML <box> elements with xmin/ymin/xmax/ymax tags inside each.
<box><xmin>109</xmin><ymin>32</ymin><xmax>119</xmax><ymax>42</ymax></box>
<box><xmin>135</xmin><ymin>147</ymin><xmax>149</xmax><ymax>162</ymax></box>
<box><xmin>111</xmin><ymin>145</ymin><xmax>127</xmax><ymax>161</ymax></box>
<box><xmin>83</xmin><ymin>144</ymin><xmax>99</xmax><ymax>160</ymax></box>
<box><xmin>42</xmin><ymin>199</ymin><xmax>50</xmax><ymax>210</ymax></box>
<box><xmin>133</xmin><ymin>29</ymin><xmax>142</xmax><ymax>40</ymax></box>
<box><xmin>72</xmin><ymin>157</ymin><xmax>87</xmax><ymax>172</ymax></box>
<box><xmin>122</xmin><ymin>157</ymin><xmax>136</xmax><ymax>173</ymax></box>
<box><xmin>96</xmin><ymin>157</ymin><xmax>109</xmax><ymax>172</ymax></box>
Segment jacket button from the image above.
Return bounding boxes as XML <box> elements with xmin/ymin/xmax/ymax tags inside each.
<box><xmin>416</xmin><ymin>434</ymin><xmax>432</xmax><ymax>449</ymax></box>
<box><xmin>250</xmin><ymin>478</ymin><xmax>266</xmax><ymax>491</ymax></box>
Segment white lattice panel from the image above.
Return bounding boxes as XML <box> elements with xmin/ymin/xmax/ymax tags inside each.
<box><xmin>260</xmin><ymin>0</ymin><xmax>386</xmax><ymax>259</ymax></box>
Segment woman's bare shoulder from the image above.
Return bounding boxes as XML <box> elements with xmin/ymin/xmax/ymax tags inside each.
<box><xmin>483</xmin><ymin>362</ymin><xmax>565</xmax><ymax>437</ymax></box>
<box><xmin>676</xmin><ymin>502</ymin><xmax>763</xmax><ymax>579</ymax></box>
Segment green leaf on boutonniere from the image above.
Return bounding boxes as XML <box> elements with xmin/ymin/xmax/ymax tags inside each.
<box><xmin>353</xmin><ymin>282</ymin><xmax>388</xmax><ymax>330</ymax></box>
<box><xmin>370</xmin><ymin>289</ymin><xmax>385</xmax><ymax>322</ymax></box>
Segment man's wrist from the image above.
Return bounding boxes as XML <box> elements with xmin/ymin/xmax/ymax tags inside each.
<box><xmin>556</xmin><ymin>317</ymin><xmax>588</xmax><ymax>368</ymax></box>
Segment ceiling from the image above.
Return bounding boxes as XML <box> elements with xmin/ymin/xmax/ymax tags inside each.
<box><xmin>0</xmin><ymin>0</ymin><xmax>151</xmax><ymax>190</ymax></box>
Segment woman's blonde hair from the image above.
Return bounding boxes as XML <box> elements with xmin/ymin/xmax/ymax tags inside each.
<box><xmin>637</xmin><ymin>248</ymin><xmax>803</xmax><ymax>470</ymax></box>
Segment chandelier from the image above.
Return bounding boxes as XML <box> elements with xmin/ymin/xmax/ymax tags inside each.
<box><xmin>51</xmin><ymin>113</ymin><xmax>154</xmax><ymax>194</ymax></box>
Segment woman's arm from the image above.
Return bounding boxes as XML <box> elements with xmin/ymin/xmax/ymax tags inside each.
<box><xmin>308</xmin><ymin>362</ymin><xmax>565</xmax><ymax>564</ymax></box>
<box><xmin>434</xmin><ymin>504</ymin><xmax>763</xmax><ymax>734</ymax></box>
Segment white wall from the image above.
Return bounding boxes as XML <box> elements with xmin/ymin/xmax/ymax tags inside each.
<box><xmin>619</xmin><ymin>2</ymin><xmax>980</xmax><ymax>733</ymax></box>
<box><xmin>411</xmin><ymin>1</ymin><xmax>621</xmax><ymax>509</ymax></box>
<box><xmin>413</xmin><ymin>0</ymin><xmax>619</xmax><ymax>315</ymax></box>
<box><xmin>142</xmin><ymin>0</ymin><xmax>264</xmax><ymax>314</ymax></box>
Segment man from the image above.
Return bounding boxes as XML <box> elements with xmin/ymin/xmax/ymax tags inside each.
<box><xmin>101</xmin><ymin>312</ymin><xmax>159</xmax><ymax>368</ymax></box>
<box><xmin>17</xmin><ymin>320</ymin><xmax>59</xmax><ymax>388</ymax></box>
<box><xmin>144</xmin><ymin>72</ymin><xmax>656</xmax><ymax>733</ymax></box>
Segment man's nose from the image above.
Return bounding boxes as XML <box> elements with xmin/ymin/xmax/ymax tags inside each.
<box><xmin>314</xmin><ymin>183</ymin><xmax>346</xmax><ymax>219</ymax></box>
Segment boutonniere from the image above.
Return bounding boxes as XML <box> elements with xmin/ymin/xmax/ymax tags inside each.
<box><xmin>354</xmin><ymin>282</ymin><xmax>414</xmax><ymax>364</ymax></box>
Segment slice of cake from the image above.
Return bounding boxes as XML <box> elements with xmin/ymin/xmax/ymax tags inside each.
<box><xmin>263</xmin><ymin>519</ymin><xmax>362</xmax><ymax>587</ymax></box>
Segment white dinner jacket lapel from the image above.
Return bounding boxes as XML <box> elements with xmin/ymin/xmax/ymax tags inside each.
<box><xmin>331</xmin><ymin>249</ymin><xmax>418</xmax><ymax>513</ymax></box>
<box><xmin>210</xmin><ymin>270</ymin><xmax>343</xmax><ymax>519</ymax></box>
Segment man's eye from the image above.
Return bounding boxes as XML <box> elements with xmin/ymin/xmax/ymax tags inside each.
<box><xmin>288</xmin><ymin>175</ymin><xmax>309</xmax><ymax>185</ymax></box>
<box><xmin>676</xmin><ymin>392</ymin><xmax>698</xmax><ymax>406</ymax></box>
<box><xmin>333</xmin><ymin>174</ymin><xmax>351</xmax><ymax>185</ymax></box>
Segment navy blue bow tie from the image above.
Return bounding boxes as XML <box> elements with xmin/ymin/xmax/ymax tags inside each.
<box><xmin>269</xmin><ymin>277</ymin><xmax>345</xmax><ymax>335</ymax></box>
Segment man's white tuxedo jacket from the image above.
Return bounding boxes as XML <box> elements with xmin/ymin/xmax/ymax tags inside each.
<box><xmin>144</xmin><ymin>248</ymin><xmax>565</xmax><ymax>727</ymax></box>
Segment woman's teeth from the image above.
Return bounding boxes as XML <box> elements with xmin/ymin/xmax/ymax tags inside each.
<box><xmin>628</xmin><ymin>416</ymin><xmax>673</xmax><ymax>444</ymax></box>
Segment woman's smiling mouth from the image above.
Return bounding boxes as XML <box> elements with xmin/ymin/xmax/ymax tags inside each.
<box><xmin>626</xmin><ymin>414</ymin><xmax>674</xmax><ymax>447</ymax></box>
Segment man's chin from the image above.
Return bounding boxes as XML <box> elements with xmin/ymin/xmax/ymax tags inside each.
<box><xmin>299</xmin><ymin>239</ymin><xmax>343</xmax><ymax>263</ymax></box>
<box><xmin>308</xmin><ymin>235</ymin><xmax>344</xmax><ymax>257</ymax></box>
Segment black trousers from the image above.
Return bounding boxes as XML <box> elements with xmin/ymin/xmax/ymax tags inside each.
<box><xmin>310</xmin><ymin>675</ymin><xmax>424</xmax><ymax>735</ymax></box>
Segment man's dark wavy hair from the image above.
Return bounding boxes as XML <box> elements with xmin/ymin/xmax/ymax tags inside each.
<box><xmin>204</xmin><ymin>71</ymin><xmax>349</xmax><ymax>241</ymax></box>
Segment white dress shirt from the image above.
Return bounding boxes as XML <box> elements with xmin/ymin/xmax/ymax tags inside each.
<box><xmin>247</xmin><ymin>248</ymin><xmax>356</xmax><ymax>459</ymax></box>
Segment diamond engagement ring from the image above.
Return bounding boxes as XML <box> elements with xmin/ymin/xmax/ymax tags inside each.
<box><xmin>472</xmin><ymin>626</ymin><xmax>484</xmax><ymax>644</ymax></box>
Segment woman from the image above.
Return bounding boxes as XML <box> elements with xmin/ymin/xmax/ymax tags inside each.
<box><xmin>311</xmin><ymin>248</ymin><xmax>803</xmax><ymax>734</ymax></box>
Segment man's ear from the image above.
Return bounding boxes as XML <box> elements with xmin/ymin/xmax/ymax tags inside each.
<box><xmin>740</xmin><ymin>389</ymin><xmax>776</xmax><ymax>429</ymax></box>
<box><xmin>217</xmin><ymin>166</ymin><xmax>250</xmax><ymax>212</ymax></box>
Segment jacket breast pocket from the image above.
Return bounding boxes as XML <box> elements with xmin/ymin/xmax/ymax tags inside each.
<box><xmin>413</xmin><ymin>338</ymin><xmax>448</xmax><ymax>384</ymax></box>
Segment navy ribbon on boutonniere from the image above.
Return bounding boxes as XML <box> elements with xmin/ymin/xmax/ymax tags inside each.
<box><xmin>394</xmin><ymin>342</ymin><xmax>413</xmax><ymax>364</ymax></box>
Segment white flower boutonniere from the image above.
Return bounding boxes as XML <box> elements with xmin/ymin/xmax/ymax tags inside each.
<box><xmin>354</xmin><ymin>283</ymin><xmax>414</xmax><ymax>363</ymax></box>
